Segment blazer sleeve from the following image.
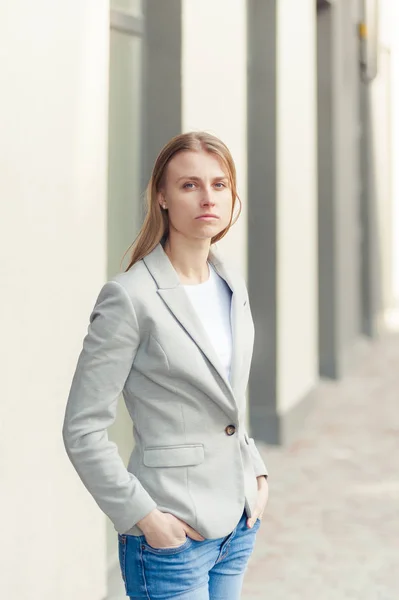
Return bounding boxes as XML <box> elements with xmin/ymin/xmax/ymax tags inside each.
<box><xmin>245</xmin><ymin>429</ymin><xmax>268</xmax><ymax>478</ymax></box>
<box><xmin>62</xmin><ymin>280</ymin><xmax>157</xmax><ymax>534</ymax></box>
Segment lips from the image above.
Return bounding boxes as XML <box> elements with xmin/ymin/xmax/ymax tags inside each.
<box><xmin>195</xmin><ymin>214</ymin><xmax>219</xmax><ymax>220</ymax></box>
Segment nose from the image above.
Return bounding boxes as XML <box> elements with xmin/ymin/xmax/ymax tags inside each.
<box><xmin>200</xmin><ymin>186</ymin><xmax>215</xmax><ymax>207</ymax></box>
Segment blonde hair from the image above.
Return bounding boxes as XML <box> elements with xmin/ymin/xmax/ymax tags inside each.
<box><xmin>122</xmin><ymin>131</ymin><xmax>242</xmax><ymax>271</ymax></box>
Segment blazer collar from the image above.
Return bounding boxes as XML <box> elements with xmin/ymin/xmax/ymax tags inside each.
<box><xmin>142</xmin><ymin>242</ymin><xmax>227</xmax><ymax>290</ymax></box>
<box><xmin>142</xmin><ymin>243</ymin><xmax>245</xmax><ymax>405</ymax></box>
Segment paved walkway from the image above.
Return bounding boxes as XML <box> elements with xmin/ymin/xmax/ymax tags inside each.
<box><xmin>243</xmin><ymin>333</ymin><xmax>399</xmax><ymax>600</ymax></box>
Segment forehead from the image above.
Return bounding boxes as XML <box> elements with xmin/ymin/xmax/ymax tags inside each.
<box><xmin>166</xmin><ymin>150</ymin><xmax>228</xmax><ymax>179</ymax></box>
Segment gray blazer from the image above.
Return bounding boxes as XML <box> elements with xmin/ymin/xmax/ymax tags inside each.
<box><xmin>62</xmin><ymin>242</ymin><xmax>268</xmax><ymax>539</ymax></box>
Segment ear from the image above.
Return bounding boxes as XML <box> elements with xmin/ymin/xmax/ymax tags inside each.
<box><xmin>157</xmin><ymin>190</ymin><xmax>167</xmax><ymax>210</ymax></box>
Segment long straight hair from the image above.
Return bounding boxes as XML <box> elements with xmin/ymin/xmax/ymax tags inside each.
<box><xmin>123</xmin><ymin>131</ymin><xmax>242</xmax><ymax>271</ymax></box>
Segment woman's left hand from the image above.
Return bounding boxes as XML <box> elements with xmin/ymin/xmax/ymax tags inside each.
<box><xmin>246</xmin><ymin>475</ymin><xmax>269</xmax><ymax>528</ymax></box>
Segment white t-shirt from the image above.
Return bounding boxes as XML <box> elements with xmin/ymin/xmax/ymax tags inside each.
<box><xmin>182</xmin><ymin>263</ymin><xmax>233</xmax><ymax>380</ymax></box>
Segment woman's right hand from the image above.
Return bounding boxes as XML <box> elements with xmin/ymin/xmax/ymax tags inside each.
<box><xmin>137</xmin><ymin>509</ymin><xmax>205</xmax><ymax>549</ymax></box>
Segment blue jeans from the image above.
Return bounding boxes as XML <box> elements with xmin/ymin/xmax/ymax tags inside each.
<box><xmin>117</xmin><ymin>508</ymin><xmax>261</xmax><ymax>599</ymax></box>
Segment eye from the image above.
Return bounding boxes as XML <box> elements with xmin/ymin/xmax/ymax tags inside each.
<box><xmin>183</xmin><ymin>182</ymin><xmax>196</xmax><ymax>189</ymax></box>
<box><xmin>214</xmin><ymin>182</ymin><xmax>226</xmax><ymax>189</ymax></box>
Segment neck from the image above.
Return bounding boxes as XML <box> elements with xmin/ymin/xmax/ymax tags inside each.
<box><xmin>163</xmin><ymin>234</ymin><xmax>211</xmax><ymax>285</ymax></box>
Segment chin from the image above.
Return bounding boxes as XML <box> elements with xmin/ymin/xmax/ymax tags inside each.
<box><xmin>196</xmin><ymin>221</ymin><xmax>225</xmax><ymax>233</ymax></box>
<box><xmin>188</xmin><ymin>230</ymin><xmax>218</xmax><ymax>242</ymax></box>
<box><xmin>195</xmin><ymin>228</ymin><xmax>223</xmax><ymax>241</ymax></box>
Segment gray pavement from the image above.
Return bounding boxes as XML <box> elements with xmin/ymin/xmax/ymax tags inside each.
<box><xmin>243</xmin><ymin>333</ymin><xmax>399</xmax><ymax>600</ymax></box>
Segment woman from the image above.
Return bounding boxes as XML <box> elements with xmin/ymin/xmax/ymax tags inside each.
<box><xmin>62</xmin><ymin>131</ymin><xmax>269</xmax><ymax>600</ymax></box>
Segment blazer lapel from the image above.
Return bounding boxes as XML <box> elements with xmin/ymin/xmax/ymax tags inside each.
<box><xmin>143</xmin><ymin>243</ymin><xmax>245</xmax><ymax>403</ymax></box>
<box><xmin>158</xmin><ymin>286</ymin><xmax>234</xmax><ymax>393</ymax></box>
<box><xmin>208</xmin><ymin>246</ymin><xmax>246</xmax><ymax>394</ymax></box>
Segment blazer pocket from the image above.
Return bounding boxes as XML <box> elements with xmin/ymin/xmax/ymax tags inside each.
<box><xmin>143</xmin><ymin>444</ymin><xmax>204</xmax><ymax>468</ymax></box>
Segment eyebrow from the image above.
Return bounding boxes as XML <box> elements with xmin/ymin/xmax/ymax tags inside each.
<box><xmin>176</xmin><ymin>175</ymin><xmax>229</xmax><ymax>183</ymax></box>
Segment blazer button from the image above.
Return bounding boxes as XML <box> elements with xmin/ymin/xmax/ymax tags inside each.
<box><xmin>225</xmin><ymin>424</ymin><xmax>236</xmax><ymax>436</ymax></box>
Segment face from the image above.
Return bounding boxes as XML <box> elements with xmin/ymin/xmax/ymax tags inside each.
<box><xmin>159</xmin><ymin>150</ymin><xmax>233</xmax><ymax>242</ymax></box>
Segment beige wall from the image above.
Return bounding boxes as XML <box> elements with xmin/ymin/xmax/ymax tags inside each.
<box><xmin>0</xmin><ymin>2</ymin><xmax>110</xmax><ymax>599</ymax></box>
<box><xmin>181</xmin><ymin>0</ymin><xmax>248</xmax><ymax>277</ymax></box>
<box><xmin>371</xmin><ymin>44</ymin><xmax>393</xmax><ymax>323</ymax></box>
<box><xmin>372</xmin><ymin>0</ymin><xmax>398</xmax><ymax>330</ymax></box>
<box><xmin>388</xmin><ymin>0</ymin><xmax>399</xmax><ymax>306</ymax></box>
<box><xmin>276</xmin><ymin>0</ymin><xmax>318</xmax><ymax>412</ymax></box>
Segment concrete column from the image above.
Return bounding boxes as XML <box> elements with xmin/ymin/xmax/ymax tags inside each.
<box><xmin>181</xmin><ymin>0</ymin><xmax>248</xmax><ymax>274</ymax></box>
<box><xmin>248</xmin><ymin>0</ymin><xmax>318</xmax><ymax>444</ymax></box>
<box><xmin>317</xmin><ymin>0</ymin><xmax>364</xmax><ymax>378</ymax></box>
<box><xmin>0</xmin><ymin>2</ymin><xmax>110</xmax><ymax>599</ymax></box>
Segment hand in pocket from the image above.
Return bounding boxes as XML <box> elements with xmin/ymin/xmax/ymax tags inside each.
<box><xmin>139</xmin><ymin>509</ymin><xmax>205</xmax><ymax>549</ymax></box>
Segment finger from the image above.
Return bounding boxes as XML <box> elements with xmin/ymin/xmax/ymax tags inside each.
<box><xmin>169</xmin><ymin>515</ymin><xmax>206</xmax><ymax>541</ymax></box>
<box><xmin>182</xmin><ymin>524</ymin><xmax>205</xmax><ymax>541</ymax></box>
<box><xmin>246</xmin><ymin>514</ymin><xmax>260</xmax><ymax>528</ymax></box>
<box><xmin>248</xmin><ymin>506</ymin><xmax>266</xmax><ymax>527</ymax></box>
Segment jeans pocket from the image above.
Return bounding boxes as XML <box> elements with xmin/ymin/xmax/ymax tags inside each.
<box><xmin>117</xmin><ymin>535</ymin><xmax>127</xmax><ymax>583</ymax></box>
<box><xmin>141</xmin><ymin>534</ymin><xmax>193</xmax><ymax>555</ymax></box>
